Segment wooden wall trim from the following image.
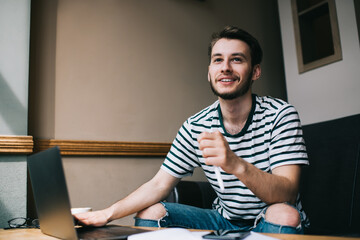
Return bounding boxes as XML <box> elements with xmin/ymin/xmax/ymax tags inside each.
<box><xmin>0</xmin><ymin>135</ymin><xmax>34</xmax><ymax>154</ymax></box>
<box><xmin>35</xmin><ymin>139</ymin><xmax>171</xmax><ymax>157</ymax></box>
<box><xmin>0</xmin><ymin>136</ymin><xmax>171</xmax><ymax>157</ymax></box>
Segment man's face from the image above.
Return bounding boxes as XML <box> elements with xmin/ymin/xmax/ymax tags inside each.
<box><xmin>208</xmin><ymin>38</ymin><xmax>259</xmax><ymax>100</ymax></box>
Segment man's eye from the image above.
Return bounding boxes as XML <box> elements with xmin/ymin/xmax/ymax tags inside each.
<box><xmin>232</xmin><ymin>57</ymin><xmax>243</xmax><ymax>62</ymax></box>
<box><xmin>213</xmin><ymin>58</ymin><xmax>222</xmax><ymax>63</ymax></box>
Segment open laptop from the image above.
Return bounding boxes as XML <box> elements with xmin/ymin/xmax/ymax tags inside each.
<box><xmin>27</xmin><ymin>146</ymin><xmax>149</xmax><ymax>240</ymax></box>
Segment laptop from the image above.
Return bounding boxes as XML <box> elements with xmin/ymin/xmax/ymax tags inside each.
<box><xmin>27</xmin><ymin>146</ymin><xmax>149</xmax><ymax>240</ymax></box>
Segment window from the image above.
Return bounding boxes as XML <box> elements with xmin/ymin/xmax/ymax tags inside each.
<box><xmin>291</xmin><ymin>0</ymin><xmax>342</xmax><ymax>73</ymax></box>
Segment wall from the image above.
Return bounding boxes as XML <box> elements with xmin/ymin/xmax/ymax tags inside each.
<box><xmin>0</xmin><ymin>0</ymin><xmax>30</xmax><ymax>228</ymax></box>
<box><xmin>29</xmin><ymin>0</ymin><xmax>287</xmax><ymax>225</ymax></box>
<box><xmin>278</xmin><ymin>0</ymin><xmax>360</xmax><ymax>125</ymax></box>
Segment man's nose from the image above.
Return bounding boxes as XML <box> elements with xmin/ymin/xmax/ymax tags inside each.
<box><xmin>221</xmin><ymin>60</ymin><xmax>232</xmax><ymax>73</ymax></box>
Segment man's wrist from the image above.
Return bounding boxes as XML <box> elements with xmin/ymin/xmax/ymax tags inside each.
<box><xmin>104</xmin><ymin>205</ymin><xmax>115</xmax><ymax>222</ymax></box>
<box><xmin>232</xmin><ymin>156</ymin><xmax>247</xmax><ymax>176</ymax></box>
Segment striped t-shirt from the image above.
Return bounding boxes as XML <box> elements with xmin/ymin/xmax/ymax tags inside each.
<box><xmin>161</xmin><ymin>94</ymin><xmax>309</xmax><ymax>223</ymax></box>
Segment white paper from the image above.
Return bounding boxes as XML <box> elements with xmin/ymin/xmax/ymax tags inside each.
<box><xmin>128</xmin><ymin>228</ymin><xmax>210</xmax><ymax>240</ymax></box>
<box><xmin>246</xmin><ymin>232</ymin><xmax>279</xmax><ymax>240</ymax></box>
<box><xmin>128</xmin><ymin>228</ymin><xmax>279</xmax><ymax>240</ymax></box>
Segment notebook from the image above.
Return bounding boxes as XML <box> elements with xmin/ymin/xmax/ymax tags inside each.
<box><xmin>27</xmin><ymin>146</ymin><xmax>149</xmax><ymax>240</ymax></box>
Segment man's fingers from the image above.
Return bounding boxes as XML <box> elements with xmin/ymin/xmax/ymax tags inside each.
<box><xmin>201</xmin><ymin>147</ymin><xmax>218</xmax><ymax>158</ymax></box>
<box><xmin>197</xmin><ymin>132</ymin><xmax>212</xmax><ymax>142</ymax></box>
<box><xmin>198</xmin><ymin>139</ymin><xmax>216</xmax><ymax>150</ymax></box>
<box><xmin>203</xmin><ymin>156</ymin><xmax>220</xmax><ymax>166</ymax></box>
<box><xmin>73</xmin><ymin>212</ymin><xmax>97</xmax><ymax>226</ymax></box>
<box><xmin>197</xmin><ymin>131</ymin><xmax>222</xmax><ymax>142</ymax></box>
<box><xmin>198</xmin><ymin>131</ymin><xmax>223</xmax><ymax>147</ymax></box>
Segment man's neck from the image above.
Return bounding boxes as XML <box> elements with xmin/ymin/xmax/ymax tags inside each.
<box><xmin>219</xmin><ymin>92</ymin><xmax>253</xmax><ymax>135</ymax></box>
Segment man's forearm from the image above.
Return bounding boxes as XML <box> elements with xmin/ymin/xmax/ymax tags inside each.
<box><xmin>105</xmin><ymin>169</ymin><xmax>180</xmax><ymax>222</ymax></box>
<box><xmin>234</xmin><ymin>161</ymin><xmax>300</xmax><ymax>204</ymax></box>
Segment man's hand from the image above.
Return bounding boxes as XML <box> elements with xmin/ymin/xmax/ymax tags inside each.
<box><xmin>197</xmin><ymin>131</ymin><xmax>244</xmax><ymax>175</ymax></box>
<box><xmin>73</xmin><ymin>209</ymin><xmax>111</xmax><ymax>227</ymax></box>
<box><xmin>197</xmin><ymin>130</ymin><xmax>300</xmax><ymax>204</ymax></box>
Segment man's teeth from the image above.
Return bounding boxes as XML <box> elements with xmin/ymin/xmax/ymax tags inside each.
<box><xmin>221</xmin><ymin>79</ymin><xmax>234</xmax><ymax>82</ymax></box>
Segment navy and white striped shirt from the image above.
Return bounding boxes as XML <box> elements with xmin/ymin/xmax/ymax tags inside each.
<box><xmin>161</xmin><ymin>94</ymin><xmax>309</xmax><ymax>223</ymax></box>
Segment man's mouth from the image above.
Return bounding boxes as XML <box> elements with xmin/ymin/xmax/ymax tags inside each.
<box><xmin>219</xmin><ymin>78</ymin><xmax>235</xmax><ymax>82</ymax></box>
<box><xmin>217</xmin><ymin>77</ymin><xmax>239</xmax><ymax>83</ymax></box>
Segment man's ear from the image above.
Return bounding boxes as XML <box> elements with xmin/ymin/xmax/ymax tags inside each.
<box><xmin>252</xmin><ymin>64</ymin><xmax>261</xmax><ymax>81</ymax></box>
<box><xmin>207</xmin><ymin>70</ymin><xmax>211</xmax><ymax>82</ymax></box>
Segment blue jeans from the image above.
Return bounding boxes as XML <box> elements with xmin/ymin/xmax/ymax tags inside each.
<box><xmin>134</xmin><ymin>202</ymin><xmax>304</xmax><ymax>234</ymax></box>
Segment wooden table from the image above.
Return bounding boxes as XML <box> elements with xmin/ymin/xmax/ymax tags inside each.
<box><xmin>1</xmin><ymin>227</ymin><xmax>360</xmax><ymax>240</ymax></box>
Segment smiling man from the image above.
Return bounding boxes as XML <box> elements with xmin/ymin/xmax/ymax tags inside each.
<box><xmin>208</xmin><ymin>38</ymin><xmax>259</xmax><ymax>101</ymax></box>
<box><xmin>74</xmin><ymin>26</ymin><xmax>309</xmax><ymax>234</ymax></box>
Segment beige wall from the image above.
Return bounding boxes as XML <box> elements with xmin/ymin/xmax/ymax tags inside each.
<box><xmin>29</xmin><ymin>0</ymin><xmax>286</xmax><ymax>225</ymax></box>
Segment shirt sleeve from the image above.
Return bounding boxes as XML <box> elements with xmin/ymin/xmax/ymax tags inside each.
<box><xmin>269</xmin><ymin>104</ymin><xmax>309</xmax><ymax>170</ymax></box>
<box><xmin>161</xmin><ymin>120</ymin><xmax>201</xmax><ymax>178</ymax></box>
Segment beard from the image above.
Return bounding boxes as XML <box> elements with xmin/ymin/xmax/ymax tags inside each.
<box><xmin>209</xmin><ymin>71</ymin><xmax>253</xmax><ymax>100</ymax></box>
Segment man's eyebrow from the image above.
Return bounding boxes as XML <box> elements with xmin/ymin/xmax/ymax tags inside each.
<box><xmin>211</xmin><ymin>53</ymin><xmax>223</xmax><ymax>58</ymax></box>
<box><xmin>211</xmin><ymin>52</ymin><xmax>247</xmax><ymax>59</ymax></box>
<box><xmin>231</xmin><ymin>52</ymin><xmax>247</xmax><ymax>59</ymax></box>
